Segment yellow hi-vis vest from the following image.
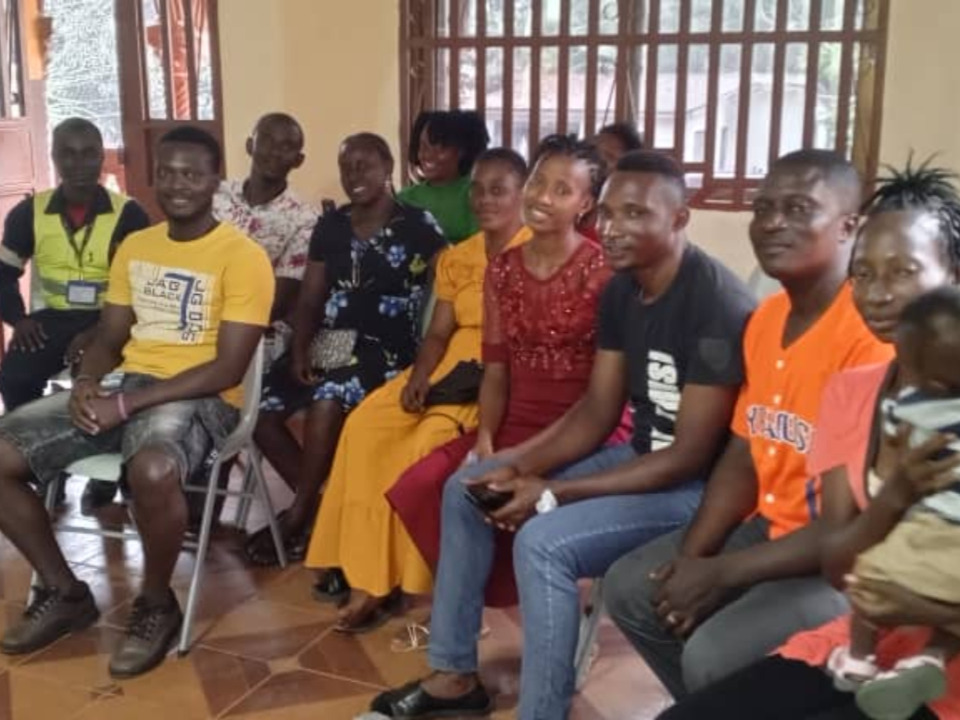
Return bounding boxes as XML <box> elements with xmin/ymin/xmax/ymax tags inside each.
<box><xmin>31</xmin><ymin>188</ymin><xmax>128</xmax><ymax>311</ymax></box>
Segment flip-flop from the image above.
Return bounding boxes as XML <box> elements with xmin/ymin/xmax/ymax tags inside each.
<box><xmin>856</xmin><ymin>654</ymin><xmax>947</xmax><ymax>720</ymax></box>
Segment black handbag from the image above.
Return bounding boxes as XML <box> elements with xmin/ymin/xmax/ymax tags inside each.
<box><xmin>424</xmin><ymin>360</ymin><xmax>484</xmax><ymax>407</ymax></box>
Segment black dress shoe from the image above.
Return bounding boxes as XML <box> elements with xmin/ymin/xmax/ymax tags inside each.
<box><xmin>370</xmin><ymin>679</ymin><xmax>492</xmax><ymax>718</ymax></box>
<box><xmin>311</xmin><ymin>568</ymin><xmax>350</xmax><ymax>606</ymax></box>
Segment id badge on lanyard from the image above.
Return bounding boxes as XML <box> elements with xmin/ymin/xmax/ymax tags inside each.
<box><xmin>64</xmin><ymin>218</ymin><xmax>98</xmax><ymax>307</ymax></box>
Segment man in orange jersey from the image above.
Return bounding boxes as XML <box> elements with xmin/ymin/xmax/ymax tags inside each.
<box><xmin>605</xmin><ymin>149</ymin><xmax>894</xmax><ymax>699</ymax></box>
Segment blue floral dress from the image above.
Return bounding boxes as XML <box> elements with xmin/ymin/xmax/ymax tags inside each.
<box><xmin>261</xmin><ymin>202</ymin><xmax>447</xmax><ymax>413</ymax></box>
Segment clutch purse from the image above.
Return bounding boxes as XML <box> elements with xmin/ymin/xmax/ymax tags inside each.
<box><xmin>424</xmin><ymin>360</ymin><xmax>484</xmax><ymax>407</ymax></box>
<box><xmin>309</xmin><ymin>329</ymin><xmax>358</xmax><ymax>371</ymax></box>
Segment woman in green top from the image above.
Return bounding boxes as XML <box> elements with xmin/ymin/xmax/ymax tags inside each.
<box><xmin>398</xmin><ymin>110</ymin><xmax>490</xmax><ymax>244</ymax></box>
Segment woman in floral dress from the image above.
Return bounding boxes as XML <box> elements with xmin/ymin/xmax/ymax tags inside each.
<box><xmin>246</xmin><ymin>133</ymin><xmax>447</xmax><ymax>564</ymax></box>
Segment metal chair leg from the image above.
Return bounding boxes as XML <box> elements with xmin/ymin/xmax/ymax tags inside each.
<box><xmin>177</xmin><ymin>460</ymin><xmax>222</xmax><ymax>655</ymax></box>
<box><xmin>252</xmin><ymin>457</ymin><xmax>287</xmax><ymax>568</ymax></box>
<box><xmin>233</xmin><ymin>451</ymin><xmax>256</xmax><ymax>530</ymax></box>
<box><xmin>574</xmin><ymin>578</ymin><xmax>605</xmax><ymax>691</ymax></box>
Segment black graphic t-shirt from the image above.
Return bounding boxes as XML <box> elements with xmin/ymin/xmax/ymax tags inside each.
<box><xmin>597</xmin><ymin>244</ymin><xmax>756</xmax><ymax>454</ymax></box>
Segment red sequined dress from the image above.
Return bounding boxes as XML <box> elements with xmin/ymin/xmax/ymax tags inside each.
<box><xmin>386</xmin><ymin>239</ymin><xmax>625</xmax><ymax>606</ymax></box>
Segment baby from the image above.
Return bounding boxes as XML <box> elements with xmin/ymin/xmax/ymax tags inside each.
<box><xmin>830</xmin><ymin>287</ymin><xmax>960</xmax><ymax>720</ymax></box>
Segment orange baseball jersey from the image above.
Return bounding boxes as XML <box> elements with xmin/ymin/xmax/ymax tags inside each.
<box><xmin>731</xmin><ymin>283</ymin><xmax>893</xmax><ymax>538</ymax></box>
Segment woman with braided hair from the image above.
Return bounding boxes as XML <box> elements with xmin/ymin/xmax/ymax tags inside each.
<box><xmin>657</xmin><ymin>158</ymin><xmax>960</xmax><ymax>720</ymax></box>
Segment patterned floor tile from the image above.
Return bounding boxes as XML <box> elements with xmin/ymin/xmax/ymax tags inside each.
<box><xmin>200</xmin><ymin>599</ymin><xmax>333</xmax><ymax>661</ymax></box>
<box><xmin>0</xmin><ymin>669</ymin><xmax>99</xmax><ymax>719</ymax></box>
<box><xmin>221</xmin><ymin>669</ymin><xmax>374</xmax><ymax>718</ymax></box>
<box><xmin>0</xmin><ymin>467</ymin><xmax>669</xmax><ymax>719</ymax></box>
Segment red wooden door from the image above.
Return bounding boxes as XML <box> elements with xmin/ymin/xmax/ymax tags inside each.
<box><xmin>114</xmin><ymin>0</ymin><xmax>224</xmax><ymax>220</ymax></box>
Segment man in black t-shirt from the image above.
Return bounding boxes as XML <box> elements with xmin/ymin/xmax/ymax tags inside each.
<box><xmin>370</xmin><ymin>151</ymin><xmax>756</xmax><ymax>720</ymax></box>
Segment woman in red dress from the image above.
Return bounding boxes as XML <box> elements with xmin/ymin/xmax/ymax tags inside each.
<box><xmin>385</xmin><ymin>135</ymin><xmax>627</xmax><ymax>622</ymax></box>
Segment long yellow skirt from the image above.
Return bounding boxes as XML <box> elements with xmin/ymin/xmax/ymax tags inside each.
<box><xmin>304</xmin><ymin>367</ymin><xmax>479</xmax><ymax>597</ymax></box>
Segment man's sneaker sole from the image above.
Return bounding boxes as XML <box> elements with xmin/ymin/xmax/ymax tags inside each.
<box><xmin>0</xmin><ymin>603</ymin><xmax>100</xmax><ymax>656</ymax></box>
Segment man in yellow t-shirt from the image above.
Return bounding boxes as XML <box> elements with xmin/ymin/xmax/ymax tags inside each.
<box><xmin>0</xmin><ymin>127</ymin><xmax>274</xmax><ymax>679</ymax></box>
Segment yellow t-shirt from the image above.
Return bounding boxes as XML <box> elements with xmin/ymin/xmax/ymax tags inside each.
<box><xmin>105</xmin><ymin>222</ymin><xmax>275</xmax><ymax>407</ymax></box>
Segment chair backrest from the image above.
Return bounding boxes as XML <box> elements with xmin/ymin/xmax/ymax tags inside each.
<box><xmin>218</xmin><ymin>337</ymin><xmax>264</xmax><ymax>459</ymax></box>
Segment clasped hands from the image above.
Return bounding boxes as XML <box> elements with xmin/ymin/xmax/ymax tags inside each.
<box><xmin>69</xmin><ymin>377</ymin><xmax>124</xmax><ymax>435</ymax></box>
<box><xmin>649</xmin><ymin>554</ymin><xmax>736</xmax><ymax>638</ymax></box>
<box><xmin>464</xmin><ymin>463</ymin><xmax>549</xmax><ymax>532</ymax></box>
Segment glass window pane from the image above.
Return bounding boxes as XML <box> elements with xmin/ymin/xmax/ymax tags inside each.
<box><xmin>514</xmin><ymin>0</ymin><xmax>533</xmax><ymax>36</ymax></box>
<box><xmin>788</xmin><ymin>0</ymin><xmax>811</xmax><ymax>30</ymax></box>
<box><xmin>599</xmin><ymin>0</ymin><xmax>618</xmax><ymax>34</ymax></box>
<box><xmin>716</xmin><ymin>44</ymin><xmax>742</xmax><ymax>176</ymax></box>
<box><xmin>540</xmin><ymin>46</ymin><xmax>559</xmax><ymax>137</ymax></box>
<box><xmin>691</xmin><ymin>0</ymin><xmax>713</xmax><ymax>32</ymax></box>
<box><xmin>542</xmin><ymin>0</ymin><xmax>560</xmax><ymax>35</ymax></box>
<box><xmin>747</xmin><ymin>43</ymin><xmax>774</xmax><ymax>177</ymax></box>
<box><xmin>485</xmin><ymin>0</ymin><xmax>503</xmax><ymax>36</ymax></box>
<box><xmin>1</xmin><ymin>0</ymin><xmax>25</xmax><ymax>118</ymax></box>
<box><xmin>660</xmin><ymin>0</ymin><xmax>680</xmax><ymax>32</ymax></box>
<box><xmin>755</xmin><ymin>0</ymin><xmax>777</xmax><ymax>31</ymax></box>
<box><xmin>821</xmin><ymin>0</ymin><xmax>845</xmax><ymax>29</ymax></box>
<box><xmin>846</xmin><ymin>41</ymin><xmax>861</xmax><ymax>154</ymax></box>
<box><xmin>513</xmin><ymin>47</ymin><xmax>531</xmax><ymax>157</ymax></box>
<box><xmin>596</xmin><ymin>44</ymin><xmax>617</xmax><ymax>129</ymax></box>
<box><xmin>684</xmin><ymin>45</ymin><xmax>710</xmax><ymax>162</ymax></box>
<box><xmin>437</xmin><ymin>0</ymin><xmax>450</xmax><ymax>36</ymax></box>
<box><xmin>485</xmin><ymin>47</ymin><xmax>504</xmax><ymax>144</ymax></box>
<box><xmin>631</xmin><ymin>45</ymin><xmax>648</xmax><ymax>140</ymax></box>
<box><xmin>195</xmin><ymin>1</ymin><xmax>215</xmax><ymax>121</ymax></box>
<box><xmin>457</xmin><ymin>0</ymin><xmax>476</xmax><ymax>36</ymax></box>
<box><xmin>568</xmin><ymin>45</ymin><xmax>587</xmax><ymax>135</ymax></box>
<box><xmin>43</xmin><ymin>0</ymin><xmax>124</xmax><ymax>187</ymax></box>
<box><xmin>570</xmin><ymin>0</ymin><xmax>588</xmax><ymax>35</ymax></box>
<box><xmin>436</xmin><ymin>48</ymin><xmax>451</xmax><ymax>109</ymax></box>
<box><xmin>815</xmin><ymin>42</ymin><xmax>841</xmax><ymax>149</ymax></box>
<box><xmin>654</xmin><ymin>45</ymin><xmax>678</xmax><ymax>148</ymax></box>
<box><xmin>141</xmin><ymin>0</ymin><xmax>169</xmax><ymax>119</ymax></box>
<box><xmin>460</xmin><ymin>48</ymin><xmax>476</xmax><ymax>108</ymax></box>
<box><xmin>778</xmin><ymin>43</ymin><xmax>807</xmax><ymax>156</ymax></box>
<box><xmin>723</xmin><ymin>0</ymin><xmax>746</xmax><ymax>32</ymax></box>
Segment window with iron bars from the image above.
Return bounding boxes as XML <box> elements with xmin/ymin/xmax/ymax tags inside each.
<box><xmin>400</xmin><ymin>0</ymin><xmax>889</xmax><ymax>211</ymax></box>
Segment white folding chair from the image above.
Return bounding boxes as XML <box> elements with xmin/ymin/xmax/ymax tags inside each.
<box><xmin>574</xmin><ymin>577</ymin><xmax>605</xmax><ymax>691</ymax></box>
<box><xmin>37</xmin><ymin>338</ymin><xmax>287</xmax><ymax>654</ymax></box>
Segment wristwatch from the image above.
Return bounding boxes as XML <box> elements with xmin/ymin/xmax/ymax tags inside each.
<box><xmin>535</xmin><ymin>488</ymin><xmax>559</xmax><ymax>514</ymax></box>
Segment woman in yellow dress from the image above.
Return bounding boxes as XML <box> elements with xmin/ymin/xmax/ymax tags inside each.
<box><xmin>304</xmin><ymin>148</ymin><xmax>531</xmax><ymax>631</ymax></box>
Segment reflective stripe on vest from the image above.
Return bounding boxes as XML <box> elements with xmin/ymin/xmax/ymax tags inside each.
<box><xmin>32</xmin><ymin>188</ymin><xmax>127</xmax><ymax>310</ymax></box>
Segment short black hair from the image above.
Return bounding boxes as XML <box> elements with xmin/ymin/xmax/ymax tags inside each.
<box><xmin>159</xmin><ymin>126</ymin><xmax>222</xmax><ymax>172</ymax></box>
<box><xmin>52</xmin><ymin>117</ymin><xmax>103</xmax><ymax>147</ymax></box>
<box><xmin>253</xmin><ymin>112</ymin><xmax>304</xmax><ymax>148</ymax></box>
<box><xmin>532</xmin><ymin>133</ymin><xmax>606</xmax><ymax>199</ymax></box>
<box><xmin>597</xmin><ymin>122</ymin><xmax>644</xmax><ymax>152</ymax></box>
<box><xmin>899</xmin><ymin>286</ymin><xmax>960</xmax><ymax>340</ymax></box>
<box><xmin>474</xmin><ymin>147</ymin><xmax>528</xmax><ymax>181</ymax></box>
<box><xmin>861</xmin><ymin>156</ymin><xmax>960</xmax><ymax>274</ymax></box>
<box><xmin>408</xmin><ymin>110</ymin><xmax>491</xmax><ymax>177</ymax></box>
<box><xmin>771</xmin><ymin>148</ymin><xmax>862</xmax><ymax>211</ymax></box>
<box><xmin>615</xmin><ymin>149</ymin><xmax>686</xmax><ymax>196</ymax></box>
<box><xmin>343</xmin><ymin>132</ymin><xmax>394</xmax><ymax>169</ymax></box>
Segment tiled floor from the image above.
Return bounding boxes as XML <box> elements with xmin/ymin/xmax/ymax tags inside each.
<box><xmin>0</xmin><ymin>475</ymin><xmax>672</xmax><ymax>719</ymax></box>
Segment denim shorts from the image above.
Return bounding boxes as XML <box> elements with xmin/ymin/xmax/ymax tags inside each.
<box><xmin>0</xmin><ymin>373</ymin><xmax>239</xmax><ymax>487</ymax></box>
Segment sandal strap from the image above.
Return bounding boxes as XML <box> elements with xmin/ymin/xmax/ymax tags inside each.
<box><xmin>891</xmin><ymin>652</ymin><xmax>947</xmax><ymax>672</ymax></box>
<box><xmin>828</xmin><ymin>646</ymin><xmax>879</xmax><ymax>679</ymax></box>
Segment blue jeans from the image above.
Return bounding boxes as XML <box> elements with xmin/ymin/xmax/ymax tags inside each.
<box><xmin>428</xmin><ymin>443</ymin><xmax>704</xmax><ymax>720</ymax></box>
